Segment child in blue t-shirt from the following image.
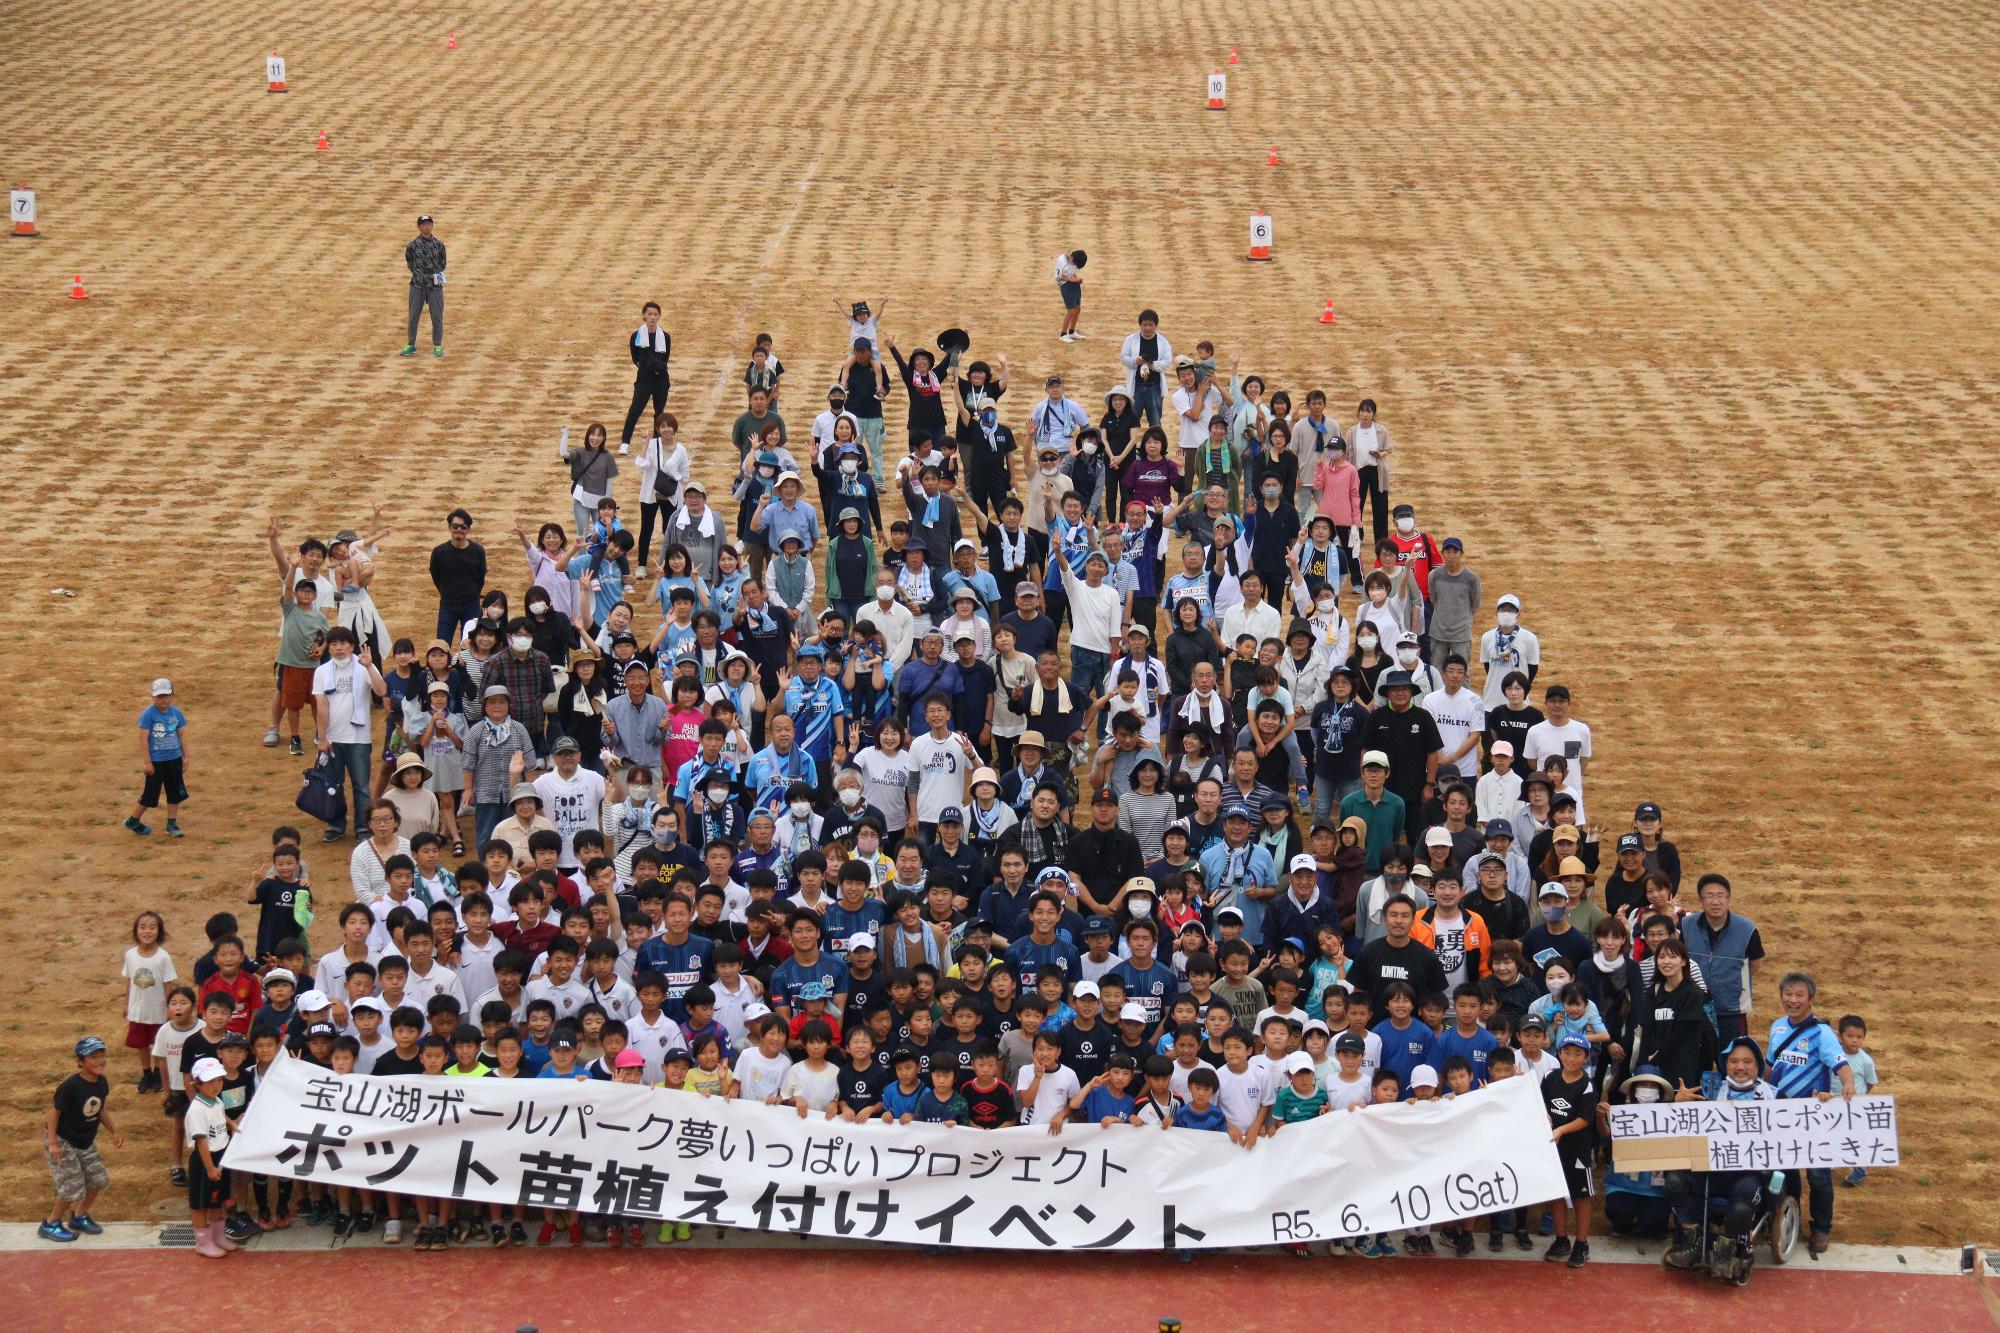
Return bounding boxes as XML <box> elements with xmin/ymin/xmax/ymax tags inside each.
<box><xmin>1839</xmin><ymin>1014</ymin><xmax>1880</xmax><ymax>1184</ymax></box>
<box><xmin>1074</xmin><ymin>1056</ymin><xmax>1140</xmax><ymax>1126</ymax></box>
<box><xmin>128</xmin><ymin>679</ymin><xmax>190</xmax><ymax>838</ymax></box>
<box><xmin>1172</xmin><ymin>1066</ymin><xmax>1229</xmax><ymax>1133</ymax></box>
<box><xmin>1371</xmin><ymin>982</ymin><xmax>1431</xmax><ymax>1090</ymax></box>
<box><xmin>882</xmin><ymin>1051</ymin><xmax>926</xmax><ymax>1122</ymax></box>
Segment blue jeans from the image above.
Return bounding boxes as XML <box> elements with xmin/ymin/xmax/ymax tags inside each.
<box><xmin>1313</xmin><ymin>775</ymin><xmax>1359</xmax><ymax>825</ymax></box>
<box><xmin>1071</xmin><ymin>647</ymin><xmax>1109</xmax><ymax>700</ymax></box>
<box><xmin>1804</xmin><ymin>1167</ymin><xmax>1834</xmax><ymax>1236</ymax></box>
<box><xmin>324</xmin><ymin>741</ymin><xmax>372</xmax><ymax>833</ymax></box>
<box><xmin>474</xmin><ymin>801</ymin><xmax>509</xmax><ymax>847</ymax></box>
<box><xmin>1133</xmin><ymin>375</ymin><xmax>1163</xmax><ymax>429</ymax></box>
<box><xmin>436</xmin><ymin>599</ymin><xmax>479</xmax><ymax>642</ymax></box>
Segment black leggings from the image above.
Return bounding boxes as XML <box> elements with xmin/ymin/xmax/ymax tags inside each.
<box><xmin>967</xmin><ymin>466</ymin><xmax>1011</xmax><ymax>519</ymax></box>
<box><xmin>622</xmin><ymin>373</ymin><xmax>669</xmax><ymax>445</ymax></box>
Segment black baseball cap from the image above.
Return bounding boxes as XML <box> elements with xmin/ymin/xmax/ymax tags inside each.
<box><xmin>1334</xmin><ymin>1033</ymin><xmax>1366</xmax><ymax>1055</ymax></box>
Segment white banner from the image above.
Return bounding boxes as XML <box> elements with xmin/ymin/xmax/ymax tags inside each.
<box><xmin>1609</xmin><ymin>1095</ymin><xmax>1899</xmax><ymax>1172</ymax></box>
<box><xmin>227</xmin><ymin>1056</ymin><xmax>1569</xmax><ymax>1251</ymax></box>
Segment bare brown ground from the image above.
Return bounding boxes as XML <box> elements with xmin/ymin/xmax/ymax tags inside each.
<box><xmin>2</xmin><ymin>0</ymin><xmax>1995</xmax><ymax>1242</ymax></box>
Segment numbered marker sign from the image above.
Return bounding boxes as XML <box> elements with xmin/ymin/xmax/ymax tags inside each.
<box><xmin>267</xmin><ymin>53</ymin><xmax>288</xmax><ymax>93</ymax></box>
<box><xmin>11</xmin><ymin>188</ymin><xmax>36</xmax><ymax>237</ymax></box>
<box><xmin>1207</xmin><ymin>71</ymin><xmax>1227</xmax><ymax>109</ymax></box>
<box><xmin>1248</xmin><ymin>212</ymin><xmax>1272</xmax><ymax>260</ymax></box>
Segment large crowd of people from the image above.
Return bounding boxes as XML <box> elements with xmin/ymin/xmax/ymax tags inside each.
<box><xmin>48</xmin><ymin>301</ymin><xmax>1878</xmax><ymax>1274</ymax></box>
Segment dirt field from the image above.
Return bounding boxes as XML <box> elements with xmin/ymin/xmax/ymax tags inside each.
<box><xmin>3</xmin><ymin>0</ymin><xmax>1996</xmax><ymax>1243</ymax></box>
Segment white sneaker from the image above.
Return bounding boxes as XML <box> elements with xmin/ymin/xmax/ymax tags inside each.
<box><xmin>383</xmin><ymin>1219</ymin><xmax>401</xmax><ymax>1244</ymax></box>
<box><xmin>261</xmin><ymin>730</ymin><xmax>280</xmax><ymax>747</ymax></box>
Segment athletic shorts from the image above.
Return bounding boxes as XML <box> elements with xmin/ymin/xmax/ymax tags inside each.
<box><xmin>278</xmin><ymin>664</ymin><xmax>316</xmax><ymax>712</ymax></box>
<box><xmin>139</xmin><ymin>758</ymin><xmax>188</xmax><ymax>807</ymax></box>
<box><xmin>1560</xmin><ymin>1153</ymin><xmax>1592</xmax><ymax>1203</ymax></box>
<box><xmin>1058</xmin><ymin>280</ymin><xmax>1082</xmax><ymax>310</ymax></box>
<box><xmin>126</xmin><ymin>1020</ymin><xmax>161</xmax><ymax>1051</ymax></box>
<box><xmin>48</xmin><ymin>1142</ymin><xmax>108</xmax><ymax>1202</ymax></box>
<box><xmin>189</xmin><ymin>1168</ymin><xmax>229</xmax><ymax>1212</ymax></box>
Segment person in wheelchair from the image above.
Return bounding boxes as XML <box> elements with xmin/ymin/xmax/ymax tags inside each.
<box><xmin>1663</xmin><ymin>1036</ymin><xmax>1776</xmax><ymax>1280</ymax></box>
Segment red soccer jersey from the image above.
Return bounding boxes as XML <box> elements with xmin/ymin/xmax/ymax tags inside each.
<box><xmin>1384</xmin><ymin>530</ymin><xmax>1441</xmax><ymax>598</ymax></box>
<box><xmin>198</xmin><ymin>969</ymin><xmax>264</xmax><ymax>1035</ymax></box>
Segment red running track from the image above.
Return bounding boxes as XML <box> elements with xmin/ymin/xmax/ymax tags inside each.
<box><xmin>2</xmin><ymin>1246</ymin><xmax>1986</xmax><ymax>1332</ymax></box>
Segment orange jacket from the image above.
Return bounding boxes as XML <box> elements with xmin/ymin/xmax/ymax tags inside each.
<box><xmin>1409</xmin><ymin>907</ymin><xmax>1493</xmax><ymax>979</ymax></box>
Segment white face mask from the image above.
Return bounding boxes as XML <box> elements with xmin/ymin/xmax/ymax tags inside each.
<box><xmin>1040</xmin><ymin>464</ymin><xmax>1059</xmax><ymax>476</ymax></box>
<box><xmin>1726</xmin><ymin>1074</ymin><xmax>1758</xmax><ymax>1091</ymax></box>
<box><xmin>626</xmin><ymin>785</ymin><xmax>651</xmax><ymax>805</ymax></box>
<box><xmin>1395</xmin><ymin>516</ymin><xmax>1416</xmax><ymax>534</ymax></box>
<box><xmin>527</xmin><ymin>602</ymin><xmax>549</xmax><ymax>617</ymax></box>
<box><xmin>1262</xmin><ymin>484</ymin><xmax>1281</xmax><ymax>500</ymax></box>
<box><xmin>1129</xmin><ymin>896</ymin><xmax>1153</xmax><ymax>918</ymax></box>
<box><xmin>1357</xmin><ymin>633</ymin><xmax>1377</xmax><ymax>649</ymax></box>
<box><xmin>876</xmin><ymin>587</ymin><xmax>895</xmax><ymax>603</ymax></box>
<box><xmin>790</xmin><ymin>800</ymin><xmax>813</xmax><ymax>819</ymax></box>
<box><xmin>1396</xmin><ymin>647</ymin><xmax>1420</xmax><ymax>666</ymax></box>
<box><xmin>1497</xmin><ymin>610</ymin><xmax>1519</xmax><ymax>629</ymax></box>
<box><xmin>838</xmin><ymin>786</ymin><xmax>863</xmax><ymax>808</ymax></box>
<box><xmin>1316</xmin><ymin>596</ymin><xmax>1337</xmax><ymax>614</ymax></box>
<box><xmin>706</xmin><ymin>786</ymin><xmax>729</xmax><ymax>805</ymax></box>
<box><xmin>1546</xmin><ymin>973</ymin><xmax>1568</xmax><ymax>995</ymax></box>
<box><xmin>510</xmin><ymin>635</ymin><xmax>533</xmax><ymax>652</ymax></box>
<box><xmin>840</xmin><ymin>459</ymin><xmax>858</xmax><ymax>476</ymax></box>
<box><xmin>1080</xmin><ymin>443</ymin><xmax>1097</xmax><ymax>455</ymax></box>
<box><xmin>1633</xmin><ymin>1086</ymin><xmax>1662</xmax><ymax>1104</ymax></box>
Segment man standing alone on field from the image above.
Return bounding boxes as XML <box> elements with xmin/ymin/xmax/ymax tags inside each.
<box><xmin>403</xmin><ymin>214</ymin><xmax>446</xmax><ymax>358</ymax></box>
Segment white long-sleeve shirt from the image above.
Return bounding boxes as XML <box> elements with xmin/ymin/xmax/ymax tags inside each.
<box><xmin>640</xmin><ymin>435</ymin><xmax>690</xmax><ymax>503</ymax></box>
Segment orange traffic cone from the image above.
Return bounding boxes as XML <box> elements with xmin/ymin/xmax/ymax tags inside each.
<box><xmin>446</xmin><ymin>30</ymin><xmax>458</xmax><ymax>49</ymax></box>
<box><xmin>266</xmin><ymin>51</ymin><xmax>287</xmax><ymax>93</ymax></box>
<box><xmin>1228</xmin><ymin>48</ymin><xmax>1241</xmax><ymax>65</ymax></box>
<box><xmin>315</xmin><ymin>129</ymin><xmax>329</xmax><ymax>152</ymax></box>
<box><xmin>1207</xmin><ymin>70</ymin><xmax>1226</xmax><ymax>110</ymax></box>
<box><xmin>1267</xmin><ymin>146</ymin><xmax>1280</xmax><ymax>166</ymax></box>
<box><xmin>1318</xmin><ymin>300</ymin><xmax>1337</xmax><ymax>325</ymax></box>
<box><xmin>69</xmin><ymin>274</ymin><xmax>89</xmax><ymax>301</ymax></box>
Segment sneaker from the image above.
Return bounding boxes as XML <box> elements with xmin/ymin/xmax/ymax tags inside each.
<box><xmin>401</xmin><ymin>345</ymin><xmax>417</xmax><ymax>357</ymax></box>
<box><xmin>488</xmin><ymin>1222</ymin><xmax>506</xmax><ymax>1246</ymax></box>
<box><xmin>124</xmin><ymin>817</ymin><xmax>150</xmax><ymax>836</ymax></box>
<box><xmin>1544</xmin><ymin>1236</ymin><xmax>1572</xmax><ymax>1262</ymax></box>
<box><xmin>1567</xmin><ymin>1240</ymin><xmax>1590</xmax><ymax>1268</ymax></box>
<box><xmin>332</xmin><ymin>1212</ymin><xmax>353</xmax><ymax>1238</ymax></box>
<box><xmin>536</xmin><ymin>1222</ymin><xmax>556</xmax><ymax>1246</ymax></box>
<box><xmin>1289</xmin><ymin>1242</ymin><xmax>1312</xmax><ymax>1258</ymax></box>
<box><xmin>1513</xmin><ymin>1228</ymin><xmax>1533</xmax><ymax>1251</ymax></box>
<box><xmin>321</xmin><ymin>826</ymin><xmax>346</xmax><ymax>841</ymax></box>
<box><xmin>673</xmin><ymin>1221</ymin><xmax>692</xmax><ymax>1242</ymax></box>
<box><xmin>356</xmin><ymin>1209</ymin><xmax>375</xmax><ymax>1234</ymax></box>
<box><xmin>289</xmin><ymin>736</ymin><xmax>304</xmax><ymax>756</ymax></box>
<box><xmin>137</xmin><ymin>1069</ymin><xmax>160</xmax><ymax>1093</ymax></box>
<box><xmin>431</xmin><ymin>1224</ymin><xmax>451</xmax><ymax>1250</ymax></box>
<box><xmin>1487</xmin><ymin>1229</ymin><xmax>1505</xmax><ymax>1252</ymax></box>
<box><xmin>1844</xmin><ymin>1168</ymin><xmax>1868</xmax><ymax>1187</ymax></box>
<box><xmin>509</xmin><ymin>1220</ymin><xmax>528</xmax><ymax>1246</ymax></box>
<box><xmin>168</xmin><ymin>1166</ymin><xmax>188</xmax><ymax>1186</ymax></box>
<box><xmin>262</xmin><ymin>729</ymin><xmax>281</xmax><ymax>747</ymax></box>
<box><xmin>658</xmin><ymin>1221</ymin><xmax>674</xmax><ymax>1244</ymax></box>
<box><xmin>567</xmin><ymin>1222</ymin><xmax>583</xmax><ymax>1247</ymax></box>
<box><xmin>269</xmin><ymin>1212</ymin><xmax>293</xmax><ymax>1231</ymax></box>
<box><xmin>165</xmin><ymin>820</ymin><xmax>183</xmax><ymax>838</ymax></box>
<box><xmin>383</xmin><ymin>1219</ymin><xmax>401</xmax><ymax>1245</ymax></box>
<box><xmin>38</xmin><ymin>1220</ymin><xmax>78</xmax><ymax>1243</ymax></box>
<box><xmin>1328</xmin><ymin>1238</ymin><xmax>1350</xmax><ymax>1255</ymax></box>
<box><xmin>224</xmin><ymin>1214</ymin><xmax>259</xmax><ymax>1242</ymax></box>
<box><xmin>606</xmin><ymin>1224</ymin><xmax>624</xmax><ymax>1248</ymax></box>
<box><xmin>1176</xmin><ymin>1249</ymin><xmax>1194</xmax><ymax>1264</ymax></box>
<box><xmin>1402</xmin><ymin>1235</ymin><xmax>1427</xmax><ymax>1257</ymax></box>
<box><xmin>1450</xmin><ymin>1230</ymin><xmax>1475</xmax><ymax>1257</ymax></box>
<box><xmin>1369</xmin><ymin>1237</ymin><xmax>1397</xmax><ymax>1259</ymax></box>
<box><xmin>1539</xmin><ymin>1209</ymin><xmax>1555</xmax><ymax>1236</ymax></box>
<box><xmin>433</xmin><ymin>345</ymin><xmax>445</xmax><ymax>358</ymax></box>
<box><xmin>451</xmin><ymin>840</ymin><xmax>466</xmax><ymax>857</ymax></box>
<box><xmin>1809</xmin><ymin>1229</ymin><xmax>1831</xmax><ymax>1254</ymax></box>
<box><xmin>413</xmin><ymin>1226</ymin><xmax>433</xmax><ymax>1251</ymax></box>
<box><xmin>627</xmin><ymin>1223</ymin><xmax>644</xmax><ymax>1248</ymax></box>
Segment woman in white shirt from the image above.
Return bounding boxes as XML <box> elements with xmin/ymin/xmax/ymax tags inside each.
<box><xmin>349</xmin><ymin>800</ymin><xmax>413</xmax><ymax>904</ymax></box>
<box><xmin>637</xmin><ymin>411</ymin><xmax>690</xmax><ymax>568</ymax></box>
<box><xmin>1343</xmin><ymin>398</ymin><xmax>1393</xmax><ymax>543</ymax></box>
<box><xmin>851</xmin><ymin>718</ymin><xmax>918</xmax><ymax>837</ymax></box>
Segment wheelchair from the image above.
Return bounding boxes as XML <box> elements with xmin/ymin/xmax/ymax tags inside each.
<box><xmin>1661</xmin><ymin>1169</ymin><xmax>1803</xmax><ymax>1286</ymax></box>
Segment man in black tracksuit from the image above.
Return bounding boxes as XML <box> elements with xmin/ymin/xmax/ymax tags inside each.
<box><xmin>623</xmin><ymin>301</ymin><xmax>672</xmax><ymax>447</ymax></box>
